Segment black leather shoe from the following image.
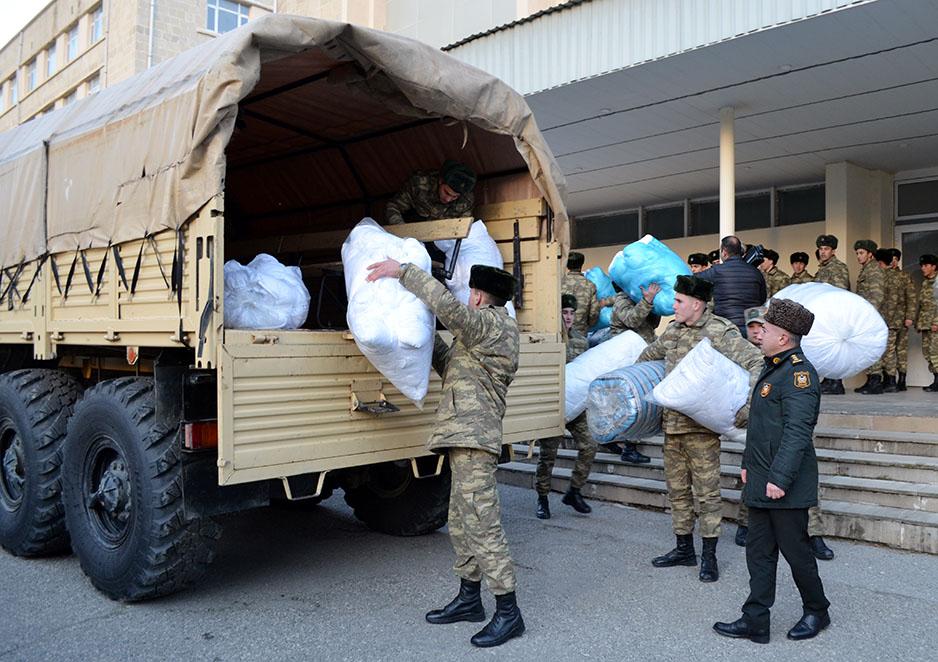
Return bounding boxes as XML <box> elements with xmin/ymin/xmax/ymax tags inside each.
<box><xmin>897</xmin><ymin>372</ymin><xmax>907</xmax><ymax>391</ymax></box>
<box><xmin>810</xmin><ymin>536</ymin><xmax>835</xmax><ymax>561</ymax></box>
<box><xmin>470</xmin><ymin>592</ymin><xmax>525</xmax><ymax>648</ymax></box>
<box><xmin>652</xmin><ymin>534</ymin><xmax>697</xmax><ymax>567</ymax></box>
<box><xmin>599</xmin><ymin>442</ymin><xmax>622</xmax><ymax>454</ymax></box>
<box><xmin>853</xmin><ymin>375</ymin><xmax>871</xmax><ymax>393</ymax></box>
<box><xmin>699</xmin><ymin>537</ymin><xmax>719</xmax><ymax>582</ymax></box>
<box><xmin>734</xmin><ymin>525</ymin><xmax>748</xmax><ymax>547</ymax></box>
<box><xmin>882</xmin><ymin>374</ymin><xmax>898</xmax><ymax>393</ymax></box>
<box><xmin>713</xmin><ymin>618</ymin><xmax>769</xmax><ymax>644</ymax></box>
<box><xmin>535</xmin><ymin>494</ymin><xmax>550</xmax><ymax>520</ymax></box>
<box><xmin>562</xmin><ymin>487</ymin><xmax>591</xmax><ymax>514</ymax></box>
<box><xmin>426</xmin><ymin>579</ymin><xmax>486</xmax><ymax>624</ymax></box>
<box><xmin>787</xmin><ymin>612</ymin><xmax>830</xmax><ymax>640</ymax></box>
<box><xmin>620</xmin><ymin>443</ymin><xmax>651</xmax><ymax>464</ymax></box>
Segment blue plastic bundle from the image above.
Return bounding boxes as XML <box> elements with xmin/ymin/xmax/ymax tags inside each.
<box><xmin>609</xmin><ymin>235</ymin><xmax>690</xmax><ymax>316</ymax></box>
<box><xmin>587</xmin><ymin>326</ymin><xmax>612</xmax><ymax>347</ymax></box>
<box><xmin>586</xmin><ymin>361</ymin><xmax>665</xmax><ymax>442</ymax></box>
<box><xmin>585</xmin><ymin>267</ymin><xmax>616</xmax><ymax>331</ymax></box>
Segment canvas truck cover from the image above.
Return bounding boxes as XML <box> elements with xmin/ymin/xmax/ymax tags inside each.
<box><xmin>0</xmin><ymin>14</ymin><xmax>568</xmax><ymax>271</ymax></box>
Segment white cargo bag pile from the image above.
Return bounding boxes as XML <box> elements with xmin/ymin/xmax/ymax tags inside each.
<box><xmin>772</xmin><ymin>282</ymin><xmax>888</xmax><ymax>379</ymax></box>
<box><xmin>342</xmin><ymin>218</ymin><xmax>435</xmax><ymax>403</ymax></box>
<box><xmin>435</xmin><ymin>220</ymin><xmax>516</xmax><ymax>317</ymax></box>
<box><xmin>223</xmin><ymin>254</ymin><xmax>311</xmax><ymax>330</ymax></box>
<box><xmin>565</xmin><ymin>330</ymin><xmax>647</xmax><ymax>422</ymax></box>
<box><xmin>646</xmin><ymin>338</ymin><xmax>749</xmax><ymax>442</ymax></box>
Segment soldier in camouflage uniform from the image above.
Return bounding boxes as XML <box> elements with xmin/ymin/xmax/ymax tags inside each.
<box><xmin>789</xmin><ymin>252</ymin><xmax>814</xmax><ymax>285</ymax></box>
<box><xmin>759</xmin><ymin>249</ymin><xmax>792</xmax><ymax>298</ymax></box>
<box><xmin>853</xmin><ymin>240</ymin><xmax>887</xmax><ymax>394</ymax></box>
<box><xmin>916</xmin><ymin>254</ymin><xmax>938</xmax><ymax>392</ymax></box>
<box><xmin>365</xmin><ymin>259</ymin><xmax>524</xmax><ymax>648</ymax></box>
<box><xmin>637</xmin><ymin>276</ymin><xmax>763</xmax><ymax>583</ymax></box>
<box><xmin>877</xmin><ymin>249</ymin><xmax>907</xmax><ymax>392</ymax></box>
<box><xmin>891</xmin><ymin>249</ymin><xmax>918</xmax><ymax>391</ymax></box>
<box><xmin>562</xmin><ymin>252</ymin><xmax>610</xmax><ymax>336</ymax></box>
<box><xmin>688</xmin><ymin>253</ymin><xmax>710</xmax><ymax>274</ymax></box>
<box><xmin>814</xmin><ymin>235</ymin><xmax>850</xmax><ymax>394</ymax></box>
<box><xmin>385</xmin><ymin>160</ymin><xmax>476</xmax><ymax>225</ymax></box>
<box><xmin>535</xmin><ymin>294</ymin><xmax>598</xmax><ymax>519</ymax></box>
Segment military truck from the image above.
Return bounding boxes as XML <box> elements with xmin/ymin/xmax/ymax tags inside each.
<box><xmin>0</xmin><ymin>16</ymin><xmax>568</xmax><ymax>601</ymax></box>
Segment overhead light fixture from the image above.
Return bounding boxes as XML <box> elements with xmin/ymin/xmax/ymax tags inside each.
<box><xmin>599</xmin><ymin>107</ymin><xmax>613</xmax><ymax>114</ymax></box>
<box><xmin>778</xmin><ymin>64</ymin><xmax>792</xmax><ymax>72</ymax></box>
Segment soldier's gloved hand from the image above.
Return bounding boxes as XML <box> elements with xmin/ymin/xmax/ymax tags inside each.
<box><xmin>734</xmin><ymin>404</ymin><xmax>749</xmax><ymax>428</ymax></box>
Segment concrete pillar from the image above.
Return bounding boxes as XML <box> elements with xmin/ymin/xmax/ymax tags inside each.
<box><xmin>719</xmin><ymin>106</ymin><xmax>735</xmax><ymax>242</ymax></box>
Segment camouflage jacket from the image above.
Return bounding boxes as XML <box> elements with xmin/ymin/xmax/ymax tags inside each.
<box><xmin>855</xmin><ymin>260</ymin><xmax>885</xmax><ymax>312</ymax></box>
<box><xmin>609</xmin><ymin>293</ymin><xmax>659</xmax><ymax>343</ymax></box>
<box><xmin>917</xmin><ymin>273</ymin><xmax>938</xmax><ymax>330</ymax></box>
<box><xmin>789</xmin><ymin>270</ymin><xmax>815</xmax><ymax>285</ymax></box>
<box><xmin>815</xmin><ymin>256</ymin><xmax>850</xmax><ymax>290</ymax></box>
<box><xmin>565</xmin><ymin>328</ymin><xmax>589</xmax><ymax>363</ymax></box>
<box><xmin>896</xmin><ymin>268</ymin><xmax>918</xmax><ymax>323</ymax></box>
<box><xmin>880</xmin><ymin>268</ymin><xmax>912</xmax><ymax>329</ymax></box>
<box><xmin>763</xmin><ymin>266</ymin><xmax>792</xmax><ymax>299</ymax></box>
<box><xmin>637</xmin><ymin>310</ymin><xmax>764</xmax><ymax>435</ymax></box>
<box><xmin>385</xmin><ymin>172</ymin><xmax>475</xmax><ymax>225</ymax></box>
<box><xmin>399</xmin><ymin>265</ymin><xmax>519</xmax><ymax>455</ymax></box>
<box><xmin>562</xmin><ymin>271</ymin><xmax>601</xmax><ymax>336</ymax></box>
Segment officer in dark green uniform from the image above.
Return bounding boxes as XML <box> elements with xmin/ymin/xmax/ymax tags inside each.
<box><xmin>713</xmin><ymin>298</ymin><xmax>831</xmax><ymax>644</ymax></box>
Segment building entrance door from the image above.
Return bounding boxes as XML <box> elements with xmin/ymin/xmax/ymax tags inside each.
<box><xmin>895</xmin><ymin>222</ymin><xmax>938</xmax><ymax>387</ymax></box>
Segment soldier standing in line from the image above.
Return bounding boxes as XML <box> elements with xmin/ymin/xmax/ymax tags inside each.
<box><xmin>877</xmin><ymin>249</ymin><xmax>904</xmax><ymax>393</ymax></box>
<box><xmin>789</xmin><ymin>252</ymin><xmax>814</xmax><ymax>284</ymax></box>
<box><xmin>365</xmin><ymin>259</ymin><xmax>524</xmax><ymax>648</ymax></box>
<box><xmin>759</xmin><ymin>249</ymin><xmax>792</xmax><ymax>299</ymax></box>
<box><xmin>708</xmin><ymin>249</ymin><xmax>722</xmax><ymax>267</ymax></box>
<box><xmin>534</xmin><ymin>294</ymin><xmax>598</xmax><ymax>519</ymax></box>
<box><xmin>385</xmin><ymin>160</ymin><xmax>476</xmax><ymax>226</ymax></box>
<box><xmin>853</xmin><ymin>240</ymin><xmax>887</xmax><ymax>395</ymax></box>
<box><xmin>563</xmin><ymin>251</ymin><xmax>612</xmax><ymax>336</ymax></box>
<box><xmin>688</xmin><ymin>253</ymin><xmax>710</xmax><ymax>273</ymax></box>
<box><xmin>637</xmin><ymin>276</ymin><xmax>763</xmax><ymax>583</ymax></box>
<box><xmin>814</xmin><ymin>234</ymin><xmax>851</xmax><ymax>394</ymax></box>
<box><xmin>892</xmin><ymin>249</ymin><xmax>917</xmax><ymax>392</ymax></box>
<box><xmin>916</xmin><ymin>254</ymin><xmax>938</xmax><ymax>392</ymax></box>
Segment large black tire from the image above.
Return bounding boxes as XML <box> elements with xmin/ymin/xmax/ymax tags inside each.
<box><xmin>62</xmin><ymin>377</ymin><xmax>221</xmax><ymax>601</ymax></box>
<box><xmin>343</xmin><ymin>460</ymin><xmax>450</xmax><ymax>536</ymax></box>
<box><xmin>0</xmin><ymin>370</ymin><xmax>82</xmax><ymax>556</ymax></box>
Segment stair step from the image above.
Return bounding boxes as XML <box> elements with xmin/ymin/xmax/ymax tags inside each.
<box><xmin>813</xmin><ymin>427</ymin><xmax>938</xmax><ymax>457</ymax></box>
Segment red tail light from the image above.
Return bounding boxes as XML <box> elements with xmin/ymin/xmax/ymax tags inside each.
<box><xmin>184</xmin><ymin>421</ymin><xmax>218</xmax><ymax>450</ymax></box>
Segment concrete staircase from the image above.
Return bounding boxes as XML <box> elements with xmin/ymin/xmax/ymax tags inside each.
<box><xmin>499</xmin><ymin>406</ymin><xmax>938</xmax><ymax>554</ymax></box>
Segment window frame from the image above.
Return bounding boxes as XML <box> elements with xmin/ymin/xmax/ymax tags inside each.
<box><xmin>67</xmin><ymin>24</ymin><xmax>80</xmax><ymax>61</ymax></box>
<box><xmin>46</xmin><ymin>41</ymin><xmax>57</xmax><ymax>77</ymax></box>
<box><xmin>90</xmin><ymin>6</ymin><xmax>104</xmax><ymax>44</ymax></box>
<box><xmin>206</xmin><ymin>0</ymin><xmax>251</xmax><ymax>34</ymax></box>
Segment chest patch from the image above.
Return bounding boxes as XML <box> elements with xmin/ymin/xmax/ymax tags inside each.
<box><xmin>794</xmin><ymin>371</ymin><xmax>811</xmax><ymax>389</ymax></box>
<box><xmin>760</xmin><ymin>383</ymin><xmax>772</xmax><ymax>398</ymax></box>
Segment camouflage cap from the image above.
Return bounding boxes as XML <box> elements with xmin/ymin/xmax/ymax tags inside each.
<box><xmin>744</xmin><ymin>305</ymin><xmax>767</xmax><ymax>326</ymax></box>
<box><xmin>853</xmin><ymin>239</ymin><xmax>878</xmax><ymax>253</ymax></box>
<box><xmin>765</xmin><ymin>298</ymin><xmax>814</xmax><ymax>336</ymax></box>
<box><xmin>561</xmin><ymin>293</ymin><xmax>577</xmax><ymax>310</ymax></box>
<box><xmin>469</xmin><ymin>264</ymin><xmax>515</xmax><ymax>301</ymax></box>
<box><xmin>790</xmin><ymin>251</ymin><xmax>809</xmax><ymax>265</ymax></box>
<box><xmin>440</xmin><ymin>160</ymin><xmax>476</xmax><ymax>195</ymax></box>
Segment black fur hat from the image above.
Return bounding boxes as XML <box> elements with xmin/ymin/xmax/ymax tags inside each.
<box><xmin>765</xmin><ymin>298</ymin><xmax>815</xmax><ymax>337</ymax></box>
<box><xmin>469</xmin><ymin>265</ymin><xmax>516</xmax><ymax>302</ymax></box>
<box><xmin>853</xmin><ymin>239</ymin><xmax>878</xmax><ymax>253</ymax></box>
<box><xmin>440</xmin><ymin>160</ymin><xmax>476</xmax><ymax>195</ymax></box>
<box><xmin>707</xmin><ymin>249</ymin><xmax>721</xmax><ymax>264</ymax></box>
<box><xmin>687</xmin><ymin>253</ymin><xmax>709</xmax><ymax>266</ymax></box>
<box><xmin>561</xmin><ymin>293</ymin><xmax>577</xmax><ymax>310</ymax></box>
<box><xmin>567</xmin><ymin>251</ymin><xmax>585</xmax><ymax>270</ymax></box>
<box><xmin>763</xmin><ymin>249</ymin><xmax>780</xmax><ymax>264</ymax></box>
<box><xmin>673</xmin><ymin>275</ymin><xmax>714</xmax><ymax>302</ymax></box>
<box><xmin>790</xmin><ymin>251</ymin><xmax>809</xmax><ymax>265</ymax></box>
<box><xmin>920</xmin><ymin>254</ymin><xmax>938</xmax><ymax>267</ymax></box>
<box><xmin>874</xmin><ymin>248</ymin><xmax>893</xmax><ymax>264</ymax></box>
<box><xmin>816</xmin><ymin>234</ymin><xmax>839</xmax><ymax>249</ymax></box>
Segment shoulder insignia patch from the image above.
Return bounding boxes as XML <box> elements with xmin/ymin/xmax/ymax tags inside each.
<box><xmin>791</xmin><ymin>354</ymin><xmax>803</xmax><ymax>365</ymax></box>
<box><xmin>760</xmin><ymin>383</ymin><xmax>772</xmax><ymax>398</ymax></box>
<box><xmin>794</xmin><ymin>371</ymin><xmax>810</xmax><ymax>389</ymax></box>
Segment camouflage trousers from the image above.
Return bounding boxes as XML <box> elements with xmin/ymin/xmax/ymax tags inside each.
<box><xmin>738</xmin><ymin>501</ymin><xmax>825</xmax><ymax>537</ymax></box>
<box><xmin>535</xmin><ymin>412</ymin><xmax>597</xmax><ymax>495</ymax></box>
<box><xmin>922</xmin><ymin>330</ymin><xmax>938</xmax><ymax>374</ymax></box>
<box><xmin>663</xmin><ymin>432</ymin><xmax>722</xmax><ymax>538</ymax></box>
<box><xmin>881</xmin><ymin>328</ymin><xmax>911</xmax><ymax>374</ymax></box>
<box><xmin>447</xmin><ymin>447</ymin><xmax>516</xmax><ymax>595</ymax></box>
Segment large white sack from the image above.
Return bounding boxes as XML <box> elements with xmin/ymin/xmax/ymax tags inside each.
<box><xmin>587</xmin><ymin>361</ymin><xmax>665</xmax><ymax>442</ymax></box>
<box><xmin>646</xmin><ymin>338</ymin><xmax>749</xmax><ymax>442</ymax></box>
<box><xmin>772</xmin><ymin>282</ymin><xmax>887</xmax><ymax>379</ymax></box>
<box><xmin>565</xmin><ymin>330</ymin><xmax>646</xmax><ymax>422</ymax></box>
<box><xmin>342</xmin><ymin>218</ymin><xmax>435</xmax><ymax>403</ymax></box>
<box><xmin>435</xmin><ymin>220</ymin><xmax>516</xmax><ymax>318</ymax></box>
<box><xmin>223</xmin><ymin>254</ymin><xmax>311</xmax><ymax>330</ymax></box>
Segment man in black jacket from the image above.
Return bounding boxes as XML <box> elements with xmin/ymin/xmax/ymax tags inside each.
<box><xmin>698</xmin><ymin>236</ymin><xmax>767</xmax><ymax>335</ymax></box>
<box><xmin>713</xmin><ymin>298</ymin><xmax>831</xmax><ymax>644</ymax></box>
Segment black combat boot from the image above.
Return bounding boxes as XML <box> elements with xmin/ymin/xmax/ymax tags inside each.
<box><xmin>810</xmin><ymin>536</ymin><xmax>835</xmax><ymax>561</ymax></box>
<box><xmin>859</xmin><ymin>373</ymin><xmax>884</xmax><ymax>395</ymax></box>
<box><xmin>470</xmin><ymin>592</ymin><xmax>525</xmax><ymax>648</ymax></box>
<box><xmin>699</xmin><ymin>537</ymin><xmax>719</xmax><ymax>582</ymax></box>
<box><xmin>535</xmin><ymin>494</ymin><xmax>551</xmax><ymax>520</ymax></box>
<box><xmin>652</xmin><ymin>533</ymin><xmax>697</xmax><ymax>567</ymax></box>
<box><xmin>620</xmin><ymin>442</ymin><xmax>651</xmax><ymax>464</ymax></box>
<box><xmin>562</xmin><ymin>487</ymin><xmax>591</xmax><ymax>514</ymax></box>
<box><xmin>925</xmin><ymin>374</ymin><xmax>938</xmax><ymax>392</ymax></box>
<box><xmin>882</xmin><ymin>374</ymin><xmax>898</xmax><ymax>393</ymax></box>
<box><xmin>897</xmin><ymin>372</ymin><xmax>907</xmax><ymax>391</ymax></box>
<box><xmin>734</xmin><ymin>525</ymin><xmax>748</xmax><ymax>547</ymax></box>
<box><xmin>830</xmin><ymin>379</ymin><xmax>845</xmax><ymax>394</ymax></box>
<box><xmin>426</xmin><ymin>579</ymin><xmax>486</xmax><ymax>624</ymax></box>
<box><xmin>853</xmin><ymin>375</ymin><xmax>872</xmax><ymax>393</ymax></box>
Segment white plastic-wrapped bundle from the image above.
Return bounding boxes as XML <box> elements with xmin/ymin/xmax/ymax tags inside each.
<box><xmin>587</xmin><ymin>361</ymin><xmax>665</xmax><ymax>442</ymax></box>
<box><xmin>565</xmin><ymin>330</ymin><xmax>647</xmax><ymax>422</ymax></box>
<box><xmin>223</xmin><ymin>254</ymin><xmax>311</xmax><ymax>329</ymax></box>
<box><xmin>646</xmin><ymin>339</ymin><xmax>749</xmax><ymax>442</ymax></box>
<box><xmin>435</xmin><ymin>220</ymin><xmax>516</xmax><ymax>317</ymax></box>
<box><xmin>772</xmin><ymin>282</ymin><xmax>888</xmax><ymax>379</ymax></box>
<box><xmin>342</xmin><ymin>218</ymin><xmax>434</xmax><ymax>403</ymax></box>
<box><xmin>609</xmin><ymin>235</ymin><xmax>691</xmax><ymax>316</ymax></box>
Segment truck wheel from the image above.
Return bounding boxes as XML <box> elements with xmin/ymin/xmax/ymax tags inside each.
<box><xmin>62</xmin><ymin>377</ymin><xmax>221</xmax><ymax>601</ymax></box>
<box><xmin>343</xmin><ymin>460</ymin><xmax>450</xmax><ymax>536</ymax></box>
<box><xmin>0</xmin><ymin>370</ymin><xmax>82</xmax><ymax>556</ymax></box>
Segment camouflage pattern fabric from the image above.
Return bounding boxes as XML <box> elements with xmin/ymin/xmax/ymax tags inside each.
<box><xmin>880</xmin><ymin>268</ymin><xmax>904</xmax><ymax>329</ymax></box>
<box><xmin>562</xmin><ymin>271</ymin><xmax>601</xmax><ymax>336</ymax></box>
<box><xmin>898</xmin><ymin>269</ymin><xmax>918</xmax><ymax>324</ymax></box>
<box><xmin>738</xmin><ymin>501</ymin><xmax>825</xmax><ymax>537</ymax></box>
<box><xmin>637</xmin><ymin>310</ymin><xmax>764</xmax><ymax>435</ymax></box>
<box><xmin>448</xmin><ymin>447</ymin><xmax>516</xmax><ymax>595</ymax></box>
<box><xmin>609</xmin><ymin>293</ymin><xmax>659</xmax><ymax>343</ymax></box>
<box><xmin>385</xmin><ymin>171</ymin><xmax>475</xmax><ymax>225</ymax></box>
<box><xmin>915</xmin><ymin>274</ymin><xmax>937</xmax><ymax>332</ymax></box>
<box><xmin>789</xmin><ymin>270</ymin><xmax>815</xmax><ymax>285</ymax></box>
<box><xmin>663</xmin><ymin>432</ymin><xmax>722</xmax><ymax>537</ymax></box>
<box><xmin>535</xmin><ymin>412</ymin><xmax>596</xmax><ymax>494</ymax></box>
<box><xmin>856</xmin><ymin>260</ymin><xmax>886</xmax><ymax>374</ymax></box>
<box><xmin>815</xmin><ymin>256</ymin><xmax>851</xmax><ymax>290</ymax></box>
<box><xmin>399</xmin><ymin>265</ymin><xmax>519</xmax><ymax>455</ymax></box>
<box><xmin>566</xmin><ymin>327</ymin><xmax>589</xmax><ymax>362</ymax></box>
<box><xmin>763</xmin><ymin>266</ymin><xmax>792</xmax><ymax>299</ymax></box>
<box><xmin>922</xmin><ymin>331</ymin><xmax>938</xmax><ymax>374</ymax></box>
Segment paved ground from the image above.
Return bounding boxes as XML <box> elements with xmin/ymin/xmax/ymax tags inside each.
<box><xmin>2</xmin><ymin>484</ymin><xmax>936</xmax><ymax>662</ymax></box>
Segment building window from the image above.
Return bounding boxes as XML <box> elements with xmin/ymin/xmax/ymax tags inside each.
<box><xmin>777</xmin><ymin>185</ymin><xmax>825</xmax><ymax>226</ymax></box>
<box><xmin>735</xmin><ymin>193</ymin><xmax>771</xmax><ymax>231</ymax></box>
<box><xmin>897</xmin><ymin>179</ymin><xmax>938</xmax><ymax>221</ymax></box>
<box><xmin>26</xmin><ymin>59</ymin><xmax>38</xmax><ymax>93</ymax></box>
<box><xmin>645</xmin><ymin>205</ymin><xmax>685</xmax><ymax>240</ymax></box>
<box><xmin>87</xmin><ymin>73</ymin><xmax>101</xmax><ymax>95</ymax></box>
<box><xmin>90</xmin><ymin>6</ymin><xmax>104</xmax><ymax>44</ymax></box>
<box><xmin>689</xmin><ymin>200</ymin><xmax>719</xmax><ymax>236</ymax></box>
<box><xmin>0</xmin><ymin>82</ymin><xmax>5</xmax><ymax>114</ymax></box>
<box><xmin>47</xmin><ymin>42</ymin><xmax>57</xmax><ymax>77</ymax></box>
<box><xmin>10</xmin><ymin>74</ymin><xmax>18</xmax><ymax>105</ymax></box>
<box><xmin>206</xmin><ymin>0</ymin><xmax>251</xmax><ymax>34</ymax></box>
<box><xmin>67</xmin><ymin>24</ymin><xmax>79</xmax><ymax>60</ymax></box>
<box><xmin>63</xmin><ymin>88</ymin><xmax>78</xmax><ymax>106</ymax></box>
<box><xmin>572</xmin><ymin>211</ymin><xmax>640</xmax><ymax>249</ymax></box>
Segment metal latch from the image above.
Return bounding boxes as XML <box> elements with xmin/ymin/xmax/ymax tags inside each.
<box><xmin>410</xmin><ymin>455</ymin><xmax>445</xmax><ymax>479</ymax></box>
<box><xmin>251</xmin><ymin>333</ymin><xmax>280</xmax><ymax>344</ymax></box>
<box><xmin>350</xmin><ymin>378</ymin><xmax>400</xmax><ymax>415</ymax></box>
